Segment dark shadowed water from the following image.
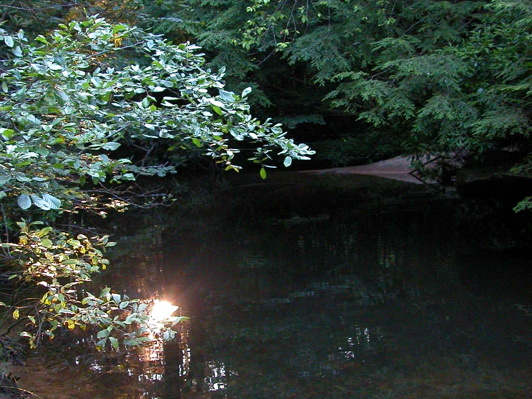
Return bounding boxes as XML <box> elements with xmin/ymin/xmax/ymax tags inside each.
<box><xmin>17</xmin><ymin>172</ymin><xmax>532</xmax><ymax>398</ymax></box>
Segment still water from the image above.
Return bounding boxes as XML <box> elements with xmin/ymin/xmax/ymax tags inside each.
<box><xmin>21</xmin><ymin>172</ymin><xmax>532</xmax><ymax>398</ymax></box>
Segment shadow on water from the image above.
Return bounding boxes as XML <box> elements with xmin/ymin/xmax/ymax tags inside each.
<box><xmin>14</xmin><ymin>172</ymin><xmax>532</xmax><ymax>398</ymax></box>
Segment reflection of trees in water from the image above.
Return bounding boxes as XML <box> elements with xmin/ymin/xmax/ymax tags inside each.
<box><xmin>221</xmin><ymin>202</ymin><xmax>459</xmax><ymax>306</ymax></box>
<box><xmin>93</xmin><ymin>187</ymin><xmax>531</xmax><ymax>398</ymax></box>
<box><xmin>173</xmin><ymin>198</ymin><xmax>530</xmax><ymax>398</ymax></box>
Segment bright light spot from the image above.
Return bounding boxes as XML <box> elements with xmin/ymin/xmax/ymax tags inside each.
<box><xmin>150</xmin><ymin>300</ymin><xmax>178</xmax><ymax>322</ymax></box>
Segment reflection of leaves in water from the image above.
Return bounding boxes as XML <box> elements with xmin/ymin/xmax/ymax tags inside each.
<box><xmin>238</xmin><ymin>250</ymin><xmax>268</xmax><ymax>269</ymax></box>
<box><xmin>270</xmin><ymin>213</ymin><xmax>331</xmax><ymax>227</ymax></box>
<box><xmin>76</xmin><ymin>177</ymin><xmax>532</xmax><ymax>398</ymax></box>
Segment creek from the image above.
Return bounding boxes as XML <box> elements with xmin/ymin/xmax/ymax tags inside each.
<box><xmin>13</xmin><ymin>171</ymin><xmax>531</xmax><ymax>398</ymax></box>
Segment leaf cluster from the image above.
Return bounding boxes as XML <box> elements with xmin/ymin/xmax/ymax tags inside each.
<box><xmin>142</xmin><ymin>0</ymin><xmax>530</xmax><ymax>184</ymax></box>
<box><xmin>0</xmin><ymin>16</ymin><xmax>313</xmax><ymax>349</ymax></box>
<box><xmin>0</xmin><ymin>17</ymin><xmax>313</xmax><ymax>211</ymax></box>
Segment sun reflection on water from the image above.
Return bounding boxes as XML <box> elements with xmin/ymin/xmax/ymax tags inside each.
<box><xmin>150</xmin><ymin>300</ymin><xmax>179</xmax><ymax>322</ymax></box>
<box><xmin>67</xmin><ymin>298</ymin><xmax>195</xmax><ymax>398</ymax></box>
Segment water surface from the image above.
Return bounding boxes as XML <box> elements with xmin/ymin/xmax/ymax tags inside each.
<box><xmin>18</xmin><ymin>172</ymin><xmax>532</xmax><ymax>398</ymax></box>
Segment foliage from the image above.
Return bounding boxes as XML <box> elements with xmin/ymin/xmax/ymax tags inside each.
<box><xmin>138</xmin><ymin>0</ymin><xmax>328</xmax><ymax>114</ymax></box>
<box><xmin>513</xmin><ymin>197</ymin><xmax>532</xmax><ymax>213</ymax></box>
<box><xmin>139</xmin><ymin>0</ymin><xmax>531</xmax><ymax>183</ymax></box>
<box><xmin>0</xmin><ymin>16</ymin><xmax>312</xmax><ymax>211</ymax></box>
<box><xmin>0</xmin><ymin>0</ymin><xmax>143</xmax><ymax>35</ymax></box>
<box><xmin>0</xmin><ymin>16</ymin><xmax>313</xmax><ymax>349</ymax></box>
<box><xmin>3</xmin><ymin>221</ymin><xmax>135</xmax><ymax>349</ymax></box>
<box><xmin>2</xmin><ymin>222</ymin><xmax>183</xmax><ymax>348</ymax></box>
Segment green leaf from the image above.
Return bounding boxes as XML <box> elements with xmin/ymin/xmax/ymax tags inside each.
<box><xmin>109</xmin><ymin>336</ymin><xmax>119</xmax><ymax>350</ymax></box>
<box><xmin>96</xmin><ymin>338</ymin><xmax>107</xmax><ymax>350</ymax></box>
<box><xmin>31</xmin><ymin>195</ymin><xmax>51</xmax><ymax>210</ymax></box>
<box><xmin>17</xmin><ymin>194</ymin><xmax>32</xmax><ymax>210</ymax></box>
<box><xmin>42</xmin><ymin>193</ymin><xmax>61</xmax><ymax>210</ymax></box>
<box><xmin>55</xmin><ymin>89</ymin><xmax>69</xmax><ymax>102</ymax></box>
<box><xmin>219</xmin><ymin>89</ymin><xmax>235</xmax><ymax>102</ymax></box>
<box><xmin>12</xmin><ymin>46</ymin><xmax>22</xmax><ymax>57</ymax></box>
<box><xmin>36</xmin><ymin>226</ymin><xmax>53</xmax><ymax>237</ymax></box>
<box><xmin>66</xmin><ymin>239</ymin><xmax>81</xmax><ymax>247</ymax></box>
<box><xmin>0</xmin><ymin>128</ymin><xmax>15</xmax><ymax>139</ymax></box>
<box><xmin>102</xmin><ymin>142</ymin><xmax>121</xmax><ymax>151</ymax></box>
<box><xmin>46</xmin><ymin>62</ymin><xmax>62</xmax><ymax>71</ymax></box>
<box><xmin>211</xmin><ymin>105</ymin><xmax>223</xmax><ymax>116</ymax></box>
<box><xmin>41</xmin><ymin>238</ymin><xmax>53</xmax><ymax>248</ymax></box>
<box><xmin>209</xmin><ymin>99</ymin><xmax>224</xmax><ymax>108</ymax></box>
<box><xmin>4</xmin><ymin>36</ymin><xmax>14</xmax><ymax>48</ymax></box>
<box><xmin>260</xmin><ymin>167</ymin><xmax>267</xmax><ymax>179</ymax></box>
<box><xmin>112</xmin><ymin>24</ymin><xmax>128</xmax><ymax>34</ymax></box>
<box><xmin>283</xmin><ymin>156</ymin><xmax>292</xmax><ymax>167</ymax></box>
<box><xmin>35</xmin><ymin>35</ymin><xmax>49</xmax><ymax>45</ymax></box>
<box><xmin>0</xmin><ymin>174</ymin><xmax>10</xmax><ymax>186</ymax></box>
<box><xmin>97</xmin><ymin>329</ymin><xmax>110</xmax><ymax>339</ymax></box>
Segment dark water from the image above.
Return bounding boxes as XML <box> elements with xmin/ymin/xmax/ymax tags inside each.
<box><xmin>27</xmin><ymin>172</ymin><xmax>532</xmax><ymax>398</ymax></box>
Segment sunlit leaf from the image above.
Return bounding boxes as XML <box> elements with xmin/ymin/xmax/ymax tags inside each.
<box><xmin>31</xmin><ymin>195</ymin><xmax>51</xmax><ymax>210</ymax></box>
<box><xmin>17</xmin><ymin>194</ymin><xmax>32</xmax><ymax>209</ymax></box>
<box><xmin>4</xmin><ymin>36</ymin><xmax>14</xmax><ymax>48</ymax></box>
<box><xmin>42</xmin><ymin>193</ymin><xmax>61</xmax><ymax>209</ymax></box>
<box><xmin>102</xmin><ymin>142</ymin><xmax>121</xmax><ymax>151</ymax></box>
<box><xmin>283</xmin><ymin>156</ymin><xmax>292</xmax><ymax>167</ymax></box>
<box><xmin>219</xmin><ymin>89</ymin><xmax>235</xmax><ymax>103</ymax></box>
<box><xmin>211</xmin><ymin>105</ymin><xmax>223</xmax><ymax>116</ymax></box>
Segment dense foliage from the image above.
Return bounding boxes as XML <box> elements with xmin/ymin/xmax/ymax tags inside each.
<box><xmin>139</xmin><ymin>0</ymin><xmax>531</xmax><ymax>192</ymax></box>
<box><xmin>0</xmin><ymin>16</ymin><xmax>313</xmax><ymax>349</ymax></box>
